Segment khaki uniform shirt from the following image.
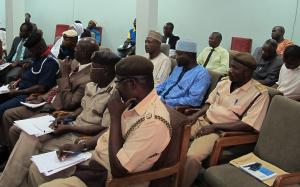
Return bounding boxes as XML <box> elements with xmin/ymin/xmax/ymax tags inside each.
<box><xmin>93</xmin><ymin>90</ymin><xmax>171</xmax><ymax>186</ymax></box>
<box><xmin>205</xmin><ymin>78</ymin><xmax>270</xmax><ymax>131</ymax></box>
<box><xmin>74</xmin><ymin>81</ymin><xmax>115</xmax><ymax>128</ymax></box>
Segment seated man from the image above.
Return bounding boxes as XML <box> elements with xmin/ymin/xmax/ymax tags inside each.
<box><xmin>57</xmin><ymin>30</ymin><xmax>78</xmax><ymax>60</ymax></box>
<box><xmin>2</xmin><ymin>37</ymin><xmax>99</xmax><ymax>150</ymax></box>
<box><xmin>271</xmin><ymin>26</ymin><xmax>294</xmax><ymax>56</ymax></box>
<box><xmin>276</xmin><ymin>45</ymin><xmax>300</xmax><ymax>100</ymax></box>
<box><xmin>162</xmin><ymin>22</ymin><xmax>180</xmax><ymax>56</ymax></box>
<box><xmin>252</xmin><ymin>39</ymin><xmax>283</xmax><ymax>86</ymax></box>
<box><xmin>1</xmin><ymin>22</ymin><xmax>33</xmax><ymax>84</ymax></box>
<box><xmin>117</xmin><ymin>18</ymin><xmax>136</xmax><ymax>58</ymax></box>
<box><xmin>182</xmin><ymin>51</ymin><xmax>270</xmax><ymax>187</ymax></box>
<box><xmin>40</xmin><ymin>56</ymin><xmax>171</xmax><ymax>187</ymax></box>
<box><xmin>144</xmin><ymin>30</ymin><xmax>172</xmax><ymax>85</ymax></box>
<box><xmin>0</xmin><ymin>49</ymin><xmax>121</xmax><ymax>187</ymax></box>
<box><xmin>0</xmin><ymin>30</ymin><xmax>59</xmax><ymax>121</ymax></box>
<box><xmin>51</xmin><ymin>21</ymin><xmax>84</xmax><ymax>58</ymax></box>
<box><xmin>157</xmin><ymin>40</ymin><xmax>211</xmax><ymax>108</ymax></box>
<box><xmin>87</xmin><ymin>20</ymin><xmax>101</xmax><ymax>45</ymax></box>
<box><xmin>197</xmin><ymin>32</ymin><xmax>229</xmax><ymax>75</ymax></box>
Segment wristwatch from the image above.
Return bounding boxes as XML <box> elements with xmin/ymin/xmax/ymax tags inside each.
<box><xmin>77</xmin><ymin>140</ymin><xmax>88</xmax><ymax>152</ymax></box>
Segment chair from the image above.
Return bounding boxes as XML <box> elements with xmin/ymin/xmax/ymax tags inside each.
<box><xmin>95</xmin><ymin>26</ymin><xmax>103</xmax><ymax>45</ymax></box>
<box><xmin>108</xmin><ymin>107</ymin><xmax>191</xmax><ymax>187</ymax></box>
<box><xmin>54</xmin><ymin>24</ymin><xmax>69</xmax><ymax>43</ymax></box>
<box><xmin>203</xmin><ymin>95</ymin><xmax>300</xmax><ymax>187</ymax></box>
<box><xmin>160</xmin><ymin>43</ymin><xmax>170</xmax><ymax>56</ymax></box>
<box><xmin>231</xmin><ymin>37</ymin><xmax>253</xmax><ymax>53</ymax></box>
<box><xmin>207</xmin><ymin>86</ymin><xmax>283</xmax><ymax>167</ymax></box>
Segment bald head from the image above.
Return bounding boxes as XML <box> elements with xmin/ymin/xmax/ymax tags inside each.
<box><xmin>75</xmin><ymin>37</ymin><xmax>99</xmax><ymax>64</ymax></box>
<box><xmin>272</xmin><ymin>26</ymin><xmax>285</xmax><ymax>42</ymax></box>
<box><xmin>209</xmin><ymin>32</ymin><xmax>222</xmax><ymax>48</ymax></box>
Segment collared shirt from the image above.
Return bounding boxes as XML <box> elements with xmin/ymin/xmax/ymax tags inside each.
<box><xmin>197</xmin><ymin>46</ymin><xmax>229</xmax><ymax>75</ymax></box>
<box><xmin>74</xmin><ymin>81</ymin><xmax>115</xmax><ymax>127</ymax></box>
<box><xmin>12</xmin><ymin>38</ymin><xmax>27</xmax><ymax>61</ymax></box>
<box><xmin>252</xmin><ymin>47</ymin><xmax>283</xmax><ymax>86</ymax></box>
<box><xmin>144</xmin><ymin>52</ymin><xmax>172</xmax><ymax>86</ymax></box>
<box><xmin>18</xmin><ymin>55</ymin><xmax>59</xmax><ymax>90</ymax></box>
<box><xmin>277</xmin><ymin>64</ymin><xmax>300</xmax><ymax>97</ymax></box>
<box><xmin>277</xmin><ymin>39</ymin><xmax>293</xmax><ymax>56</ymax></box>
<box><xmin>156</xmin><ymin>65</ymin><xmax>211</xmax><ymax>108</ymax></box>
<box><xmin>93</xmin><ymin>90</ymin><xmax>170</xmax><ymax>185</ymax></box>
<box><xmin>205</xmin><ymin>78</ymin><xmax>270</xmax><ymax>131</ymax></box>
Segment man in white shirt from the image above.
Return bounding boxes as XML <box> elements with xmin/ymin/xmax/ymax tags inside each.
<box><xmin>276</xmin><ymin>45</ymin><xmax>300</xmax><ymax>100</ymax></box>
<box><xmin>197</xmin><ymin>32</ymin><xmax>229</xmax><ymax>75</ymax></box>
<box><xmin>144</xmin><ymin>30</ymin><xmax>171</xmax><ymax>85</ymax></box>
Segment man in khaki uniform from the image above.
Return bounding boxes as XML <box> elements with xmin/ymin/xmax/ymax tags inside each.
<box><xmin>40</xmin><ymin>56</ymin><xmax>171</xmax><ymax>187</ymax></box>
<box><xmin>0</xmin><ymin>49</ymin><xmax>121</xmax><ymax>187</ymax></box>
<box><xmin>182</xmin><ymin>51</ymin><xmax>270</xmax><ymax>187</ymax></box>
<box><xmin>1</xmin><ymin>37</ymin><xmax>99</xmax><ymax>149</ymax></box>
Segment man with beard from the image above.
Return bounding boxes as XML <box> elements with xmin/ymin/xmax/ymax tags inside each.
<box><xmin>182</xmin><ymin>51</ymin><xmax>270</xmax><ymax>187</ymax></box>
<box><xmin>157</xmin><ymin>40</ymin><xmax>211</xmax><ymax>108</ymax></box>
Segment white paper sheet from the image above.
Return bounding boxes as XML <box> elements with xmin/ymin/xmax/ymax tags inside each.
<box><xmin>31</xmin><ymin>151</ymin><xmax>92</xmax><ymax>176</ymax></box>
<box><xmin>14</xmin><ymin>115</ymin><xmax>55</xmax><ymax>137</ymax></box>
<box><xmin>20</xmin><ymin>101</ymin><xmax>47</xmax><ymax>108</ymax></box>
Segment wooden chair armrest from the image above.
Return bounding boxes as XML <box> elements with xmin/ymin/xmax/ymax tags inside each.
<box><xmin>220</xmin><ymin>131</ymin><xmax>257</xmax><ymax>137</ymax></box>
<box><xmin>175</xmin><ymin>105</ymin><xmax>194</xmax><ymax>114</ymax></box>
<box><xmin>209</xmin><ymin>134</ymin><xmax>259</xmax><ymax>166</ymax></box>
<box><xmin>52</xmin><ymin>111</ymin><xmax>72</xmax><ymax>118</ymax></box>
<box><xmin>183</xmin><ymin>107</ymin><xmax>201</xmax><ymax>115</ymax></box>
<box><xmin>109</xmin><ymin>164</ymin><xmax>179</xmax><ymax>187</ymax></box>
<box><xmin>273</xmin><ymin>172</ymin><xmax>300</xmax><ymax>187</ymax></box>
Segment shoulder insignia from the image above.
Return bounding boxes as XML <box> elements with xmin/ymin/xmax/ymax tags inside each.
<box><xmin>146</xmin><ymin>113</ymin><xmax>153</xmax><ymax>119</ymax></box>
<box><xmin>221</xmin><ymin>76</ymin><xmax>229</xmax><ymax>81</ymax></box>
<box><xmin>254</xmin><ymin>83</ymin><xmax>268</xmax><ymax>93</ymax></box>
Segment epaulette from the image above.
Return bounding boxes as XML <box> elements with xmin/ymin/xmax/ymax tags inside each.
<box><xmin>254</xmin><ymin>82</ymin><xmax>268</xmax><ymax>93</ymax></box>
<box><xmin>220</xmin><ymin>76</ymin><xmax>229</xmax><ymax>81</ymax></box>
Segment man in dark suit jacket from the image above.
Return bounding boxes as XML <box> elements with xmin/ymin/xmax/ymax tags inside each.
<box><xmin>2</xmin><ymin>22</ymin><xmax>33</xmax><ymax>83</ymax></box>
<box><xmin>162</xmin><ymin>22</ymin><xmax>180</xmax><ymax>50</ymax></box>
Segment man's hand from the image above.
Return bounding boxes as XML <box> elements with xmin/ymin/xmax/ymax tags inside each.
<box><xmin>60</xmin><ymin>57</ymin><xmax>72</xmax><ymax>76</ymax></box>
<box><xmin>8</xmin><ymin>80</ymin><xmax>19</xmax><ymax>90</ymax></box>
<box><xmin>108</xmin><ymin>91</ymin><xmax>136</xmax><ymax>119</ymax></box>
<box><xmin>10</xmin><ymin>61</ymin><xmax>19</xmax><ymax>68</ymax></box>
<box><xmin>50</xmin><ymin>119</ymin><xmax>72</xmax><ymax>135</ymax></box>
<box><xmin>196</xmin><ymin>125</ymin><xmax>216</xmax><ymax>137</ymax></box>
<box><xmin>21</xmin><ymin>62</ymin><xmax>31</xmax><ymax>69</ymax></box>
<box><xmin>56</xmin><ymin>143</ymin><xmax>82</xmax><ymax>161</ymax></box>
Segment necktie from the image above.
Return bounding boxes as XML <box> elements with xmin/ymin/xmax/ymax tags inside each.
<box><xmin>203</xmin><ymin>48</ymin><xmax>215</xmax><ymax>67</ymax></box>
<box><xmin>162</xmin><ymin>69</ymin><xmax>187</xmax><ymax>99</ymax></box>
<box><xmin>15</xmin><ymin>40</ymin><xmax>25</xmax><ymax>61</ymax></box>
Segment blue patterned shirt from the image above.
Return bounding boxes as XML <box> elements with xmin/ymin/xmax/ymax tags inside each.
<box><xmin>156</xmin><ymin>65</ymin><xmax>211</xmax><ymax>108</ymax></box>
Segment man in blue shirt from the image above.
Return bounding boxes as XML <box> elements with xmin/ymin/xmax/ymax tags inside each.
<box><xmin>157</xmin><ymin>40</ymin><xmax>211</xmax><ymax>108</ymax></box>
<box><xmin>0</xmin><ymin>30</ymin><xmax>59</xmax><ymax>142</ymax></box>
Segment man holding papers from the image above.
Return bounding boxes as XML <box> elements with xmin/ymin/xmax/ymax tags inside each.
<box><xmin>0</xmin><ymin>50</ymin><xmax>120</xmax><ymax>187</ymax></box>
<box><xmin>40</xmin><ymin>56</ymin><xmax>171</xmax><ymax>187</ymax></box>
<box><xmin>1</xmin><ymin>37</ymin><xmax>99</xmax><ymax>149</ymax></box>
<box><xmin>0</xmin><ymin>30</ymin><xmax>59</xmax><ymax>153</ymax></box>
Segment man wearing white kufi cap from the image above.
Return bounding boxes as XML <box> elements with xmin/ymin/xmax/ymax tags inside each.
<box><xmin>144</xmin><ymin>30</ymin><xmax>172</xmax><ymax>86</ymax></box>
<box><xmin>156</xmin><ymin>40</ymin><xmax>211</xmax><ymax>108</ymax></box>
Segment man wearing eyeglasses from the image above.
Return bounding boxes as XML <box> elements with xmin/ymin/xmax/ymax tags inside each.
<box><xmin>40</xmin><ymin>55</ymin><xmax>171</xmax><ymax>187</ymax></box>
<box><xmin>0</xmin><ymin>49</ymin><xmax>121</xmax><ymax>187</ymax></box>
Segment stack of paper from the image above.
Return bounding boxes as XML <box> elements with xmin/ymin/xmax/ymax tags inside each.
<box><xmin>14</xmin><ymin>115</ymin><xmax>55</xmax><ymax>137</ymax></box>
<box><xmin>0</xmin><ymin>63</ymin><xmax>10</xmax><ymax>71</ymax></box>
<box><xmin>0</xmin><ymin>84</ymin><xmax>10</xmax><ymax>94</ymax></box>
<box><xmin>31</xmin><ymin>151</ymin><xmax>92</xmax><ymax>176</ymax></box>
<box><xmin>20</xmin><ymin>101</ymin><xmax>47</xmax><ymax>108</ymax></box>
